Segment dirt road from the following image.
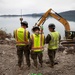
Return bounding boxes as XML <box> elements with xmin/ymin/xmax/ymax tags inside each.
<box><xmin>0</xmin><ymin>44</ymin><xmax>75</xmax><ymax>75</ymax></box>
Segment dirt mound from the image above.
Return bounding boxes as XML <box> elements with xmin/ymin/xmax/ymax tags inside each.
<box><xmin>0</xmin><ymin>29</ymin><xmax>12</xmax><ymax>40</ymax></box>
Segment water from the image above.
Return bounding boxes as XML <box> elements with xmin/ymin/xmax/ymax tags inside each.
<box><xmin>0</xmin><ymin>16</ymin><xmax>75</xmax><ymax>39</ymax></box>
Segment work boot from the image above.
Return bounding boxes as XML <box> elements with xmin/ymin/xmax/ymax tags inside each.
<box><xmin>17</xmin><ymin>62</ymin><xmax>22</xmax><ymax>67</ymax></box>
<box><xmin>54</xmin><ymin>61</ymin><xmax>58</xmax><ymax>65</ymax></box>
<box><xmin>17</xmin><ymin>66</ymin><xmax>23</xmax><ymax>70</ymax></box>
<box><xmin>48</xmin><ymin>64</ymin><xmax>54</xmax><ymax>68</ymax></box>
<box><xmin>26</xmin><ymin>66</ymin><xmax>30</xmax><ymax>70</ymax></box>
<box><xmin>50</xmin><ymin>64</ymin><xmax>54</xmax><ymax>68</ymax></box>
<box><xmin>49</xmin><ymin>65</ymin><xmax>54</xmax><ymax>68</ymax></box>
<box><xmin>17</xmin><ymin>63</ymin><xmax>23</xmax><ymax>70</ymax></box>
<box><xmin>33</xmin><ymin>65</ymin><xmax>38</xmax><ymax>70</ymax></box>
<box><xmin>34</xmin><ymin>67</ymin><xmax>38</xmax><ymax>71</ymax></box>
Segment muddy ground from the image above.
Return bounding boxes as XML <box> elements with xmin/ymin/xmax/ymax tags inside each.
<box><xmin>0</xmin><ymin>42</ymin><xmax>75</xmax><ymax>75</ymax></box>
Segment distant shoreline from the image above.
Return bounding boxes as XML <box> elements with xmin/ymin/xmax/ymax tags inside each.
<box><xmin>0</xmin><ymin>10</ymin><xmax>75</xmax><ymax>21</ymax></box>
<box><xmin>0</xmin><ymin>13</ymin><xmax>43</xmax><ymax>17</ymax></box>
<box><xmin>0</xmin><ymin>10</ymin><xmax>75</xmax><ymax>17</ymax></box>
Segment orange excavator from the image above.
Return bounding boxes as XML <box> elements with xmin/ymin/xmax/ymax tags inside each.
<box><xmin>35</xmin><ymin>8</ymin><xmax>75</xmax><ymax>40</ymax></box>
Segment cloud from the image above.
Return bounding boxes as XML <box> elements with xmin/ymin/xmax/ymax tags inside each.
<box><xmin>0</xmin><ymin>0</ymin><xmax>75</xmax><ymax>15</ymax></box>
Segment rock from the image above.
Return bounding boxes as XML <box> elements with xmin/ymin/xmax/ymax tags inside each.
<box><xmin>2</xmin><ymin>51</ymin><xmax>5</xmax><ymax>54</ymax></box>
<box><xmin>63</xmin><ymin>50</ymin><xmax>67</xmax><ymax>54</ymax></box>
<box><xmin>5</xmin><ymin>38</ymin><xmax>10</xmax><ymax>41</ymax></box>
<box><xmin>58</xmin><ymin>44</ymin><xmax>65</xmax><ymax>52</ymax></box>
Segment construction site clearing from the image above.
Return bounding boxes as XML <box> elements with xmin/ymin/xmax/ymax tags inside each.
<box><xmin>0</xmin><ymin>35</ymin><xmax>75</xmax><ymax>75</ymax></box>
<box><xmin>0</xmin><ymin>8</ymin><xmax>75</xmax><ymax>75</ymax></box>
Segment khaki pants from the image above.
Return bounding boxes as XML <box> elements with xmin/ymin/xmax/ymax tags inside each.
<box><xmin>31</xmin><ymin>51</ymin><xmax>43</xmax><ymax>68</ymax></box>
<box><xmin>16</xmin><ymin>45</ymin><xmax>30</xmax><ymax>67</ymax></box>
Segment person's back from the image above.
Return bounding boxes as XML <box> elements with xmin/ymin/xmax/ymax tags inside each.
<box><xmin>31</xmin><ymin>33</ymin><xmax>45</xmax><ymax>51</ymax></box>
<box><xmin>45</xmin><ymin>23</ymin><xmax>61</xmax><ymax>68</ymax></box>
<box><xmin>48</xmin><ymin>31</ymin><xmax>60</xmax><ymax>50</ymax></box>
<box><xmin>14</xmin><ymin>27</ymin><xmax>29</xmax><ymax>45</ymax></box>
<box><xmin>14</xmin><ymin>21</ymin><xmax>31</xmax><ymax>70</ymax></box>
<box><xmin>30</xmin><ymin>26</ymin><xmax>45</xmax><ymax>69</ymax></box>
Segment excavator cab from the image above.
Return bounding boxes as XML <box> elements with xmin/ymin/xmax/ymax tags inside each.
<box><xmin>65</xmin><ymin>31</ymin><xmax>75</xmax><ymax>39</ymax></box>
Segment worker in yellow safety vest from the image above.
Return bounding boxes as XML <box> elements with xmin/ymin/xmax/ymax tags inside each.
<box><xmin>13</xmin><ymin>21</ymin><xmax>31</xmax><ymax>69</ymax></box>
<box><xmin>45</xmin><ymin>23</ymin><xmax>61</xmax><ymax>68</ymax></box>
<box><xmin>30</xmin><ymin>26</ymin><xmax>45</xmax><ymax>69</ymax></box>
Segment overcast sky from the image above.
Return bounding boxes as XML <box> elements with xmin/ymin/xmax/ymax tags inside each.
<box><xmin>0</xmin><ymin>0</ymin><xmax>75</xmax><ymax>15</ymax></box>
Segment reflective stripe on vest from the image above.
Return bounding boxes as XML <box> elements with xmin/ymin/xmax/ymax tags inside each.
<box><xmin>48</xmin><ymin>31</ymin><xmax>59</xmax><ymax>49</ymax></box>
<box><xmin>15</xmin><ymin>27</ymin><xmax>28</xmax><ymax>45</ymax></box>
<box><xmin>31</xmin><ymin>34</ymin><xmax>44</xmax><ymax>52</ymax></box>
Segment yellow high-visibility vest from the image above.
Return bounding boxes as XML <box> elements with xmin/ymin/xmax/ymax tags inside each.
<box><xmin>48</xmin><ymin>31</ymin><xmax>59</xmax><ymax>50</ymax></box>
<box><xmin>31</xmin><ymin>34</ymin><xmax>45</xmax><ymax>52</ymax></box>
<box><xmin>15</xmin><ymin>27</ymin><xmax>29</xmax><ymax>45</ymax></box>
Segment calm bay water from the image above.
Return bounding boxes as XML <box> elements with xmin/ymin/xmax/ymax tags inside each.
<box><xmin>0</xmin><ymin>16</ymin><xmax>75</xmax><ymax>39</ymax></box>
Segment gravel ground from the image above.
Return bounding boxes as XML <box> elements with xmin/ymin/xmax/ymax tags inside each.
<box><xmin>0</xmin><ymin>44</ymin><xmax>75</xmax><ymax>75</ymax></box>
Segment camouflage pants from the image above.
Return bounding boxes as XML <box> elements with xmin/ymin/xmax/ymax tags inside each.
<box><xmin>16</xmin><ymin>45</ymin><xmax>30</xmax><ymax>67</ymax></box>
<box><xmin>48</xmin><ymin>49</ymin><xmax>57</xmax><ymax>66</ymax></box>
<box><xmin>31</xmin><ymin>51</ymin><xmax>43</xmax><ymax>67</ymax></box>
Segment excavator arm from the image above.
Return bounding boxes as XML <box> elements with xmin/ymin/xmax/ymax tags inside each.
<box><xmin>35</xmin><ymin>8</ymin><xmax>75</xmax><ymax>39</ymax></box>
<box><xmin>35</xmin><ymin>9</ymin><xmax>70</xmax><ymax>31</ymax></box>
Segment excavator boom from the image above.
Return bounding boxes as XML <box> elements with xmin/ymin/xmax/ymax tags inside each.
<box><xmin>36</xmin><ymin>9</ymin><xmax>70</xmax><ymax>31</ymax></box>
<box><xmin>35</xmin><ymin>8</ymin><xmax>75</xmax><ymax>40</ymax></box>
<box><xmin>34</xmin><ymin>8</ymin><xmax>75</xmax><ymax>46</ymax></box>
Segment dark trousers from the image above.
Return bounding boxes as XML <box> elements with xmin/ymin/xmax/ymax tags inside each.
<box><xmin>16</xmin><ymin>45</ymin><xmax>30</xmax><ymax>67</ymax></box>
<box><xmin>31</xmin><ymin>51</ymin><xmax>43</xmax><ymax>67</ymax></box>
<box><xmin>48</xmin><ymin>49</ymin><xmax>57</xmax><ymax>66</ymax></box>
